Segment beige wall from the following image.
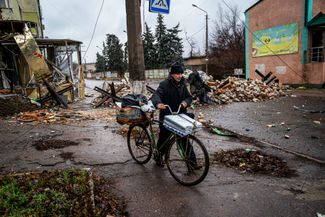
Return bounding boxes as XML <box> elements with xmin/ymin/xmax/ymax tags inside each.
<box><xmin>247</xmin><ymin>0</ymin><xmax>305</xmax><ymax>84</ymax></box>
<box><xmin>183</xmin><ymin>58</ymin><xmax>206</xmax><ymax>66</ymax></box>
<box><xmin>85</xmin><ymin>63</ymin><xmax>96</xmax><ymax>72</ymax></box>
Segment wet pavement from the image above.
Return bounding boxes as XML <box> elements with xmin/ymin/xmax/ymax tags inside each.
<box><xmin>0</xmin><ymin>81</ymin><xmax>324</xmax><ymax>217</ymax></box>
<box><xmin>202</xmin><ymin>88</ymin><xmax>325</xmax><ymax>162</ymax></box>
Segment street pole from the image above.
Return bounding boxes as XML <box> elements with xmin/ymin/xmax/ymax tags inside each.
<box><xmin>192</xmin><ymin>4</ymin><xmax>209</xmax><ymax>76</ymax></box>
<box><xmin>125</xmin><ymin>0</ymin><xmax>146</xmax><ymax>93</ymax></box>
<box><xmin>205</xmin><ymin>13</ymin><xmax>208</xmax><ymax>76</ymax></box>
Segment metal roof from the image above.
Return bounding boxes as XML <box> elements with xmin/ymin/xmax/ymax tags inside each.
<box><xmin>35</xmin><ymin>38</ymin><xmax>82</xmax><ymax>46</ymax></box>
<box><xmin>307</xmin><ymin>12</ymin><xmax>325</xmax><ymax>27</ymax></box>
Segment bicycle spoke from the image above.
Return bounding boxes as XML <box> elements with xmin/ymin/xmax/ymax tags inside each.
<box><xmin>166</xmin><ymin>135</ymin><xmax>209</xmax><ymax>186</ymax></box>
<box><xmin>127</xmin><ymin>125</ymin><xmax>152</xmax><ymax>164</ymax></box>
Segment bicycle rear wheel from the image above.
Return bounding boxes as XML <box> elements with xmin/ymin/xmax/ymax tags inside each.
<box><xmin>127</xmin><ymin>125</ymin><xmax>152</xmax><ymax>164</ymax></box>
<box><xmin>165</xmin><ymin>135</ymin><xmax>209</xmax><ymax>186</ymax></box>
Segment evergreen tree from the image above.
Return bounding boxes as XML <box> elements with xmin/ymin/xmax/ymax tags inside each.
<box><xmin>165</xmin><ymin>23</ymin><xmax>183</xmax><ymax>66</ymax></box>
<box><xmin>143</xmin><ymin>23</ymin><xmax>157</xmax><ymax>69</ymax></box>
<box><xmin>104</xmin><ymin>34</ymin><xmax>125</xmax><ymax>76</ymax></box>
<box><xmin>95</xmin><ymin>52</ymin><xmax>106</xmax><ymax>72</ymax></box>
<box><xmin>155</xmin><ymin>13</ymin><xmax>169</xmax><ymax>68</ymax></box>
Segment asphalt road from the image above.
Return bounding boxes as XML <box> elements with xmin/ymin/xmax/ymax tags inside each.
<box><xmin>0</xmin><ymin>83</ymin><xmax>324</xmax><ymax>217</ymax></box>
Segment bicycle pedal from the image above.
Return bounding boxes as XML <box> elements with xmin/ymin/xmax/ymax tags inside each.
<box><xmin>193</xmin><ymin>165</ymin><xmax>202</xmax><ymax>170</ymax></box>
<box><xmin>155</xmin><ymin>160</ymin><xmax>164</xmax><ymax>167</ymax></box>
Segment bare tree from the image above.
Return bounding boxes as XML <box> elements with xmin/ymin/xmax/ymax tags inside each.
<box><xmin>209</xmin><ymin>5</ymin><xmax>245</xmax><ymax>79</ymax></box>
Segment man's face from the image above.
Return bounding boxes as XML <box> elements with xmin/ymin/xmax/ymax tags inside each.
<box><xmin>171</xmin><ymin>73</ymin><xmax>183</xmax><ymax>82</ymax></box>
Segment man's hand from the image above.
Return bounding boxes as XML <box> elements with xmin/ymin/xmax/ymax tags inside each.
<box><xmin>157</xmin><ymin>103</ymin><xmax>166</xmax><ymax>110</ymax></box>
<box><xmin>181</xmin><ymin>101</ymin><xmax>187</xmax><ymax>108</ymax></box>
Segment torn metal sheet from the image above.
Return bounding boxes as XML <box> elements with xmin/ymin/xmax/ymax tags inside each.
<box><xmin>13</xmin><ymin>25</ymin><xmax>52</xmax><ymax>83</ymax></box>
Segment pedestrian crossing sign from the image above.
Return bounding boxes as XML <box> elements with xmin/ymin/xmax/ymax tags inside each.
<box><xmin>149</xmin><ymin>0</ymin><xmax>170</xmax><ymax>14</ymax></box>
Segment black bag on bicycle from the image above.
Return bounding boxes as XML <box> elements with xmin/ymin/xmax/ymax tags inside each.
<box><xmin>121</xmin><ymin>94</ymin><xmax>148</xmax><ymax>108</ymax></box>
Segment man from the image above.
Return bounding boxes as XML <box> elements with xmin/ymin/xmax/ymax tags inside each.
<box><xmin>151</xmin><ymin>63</ymin><xmax>193</xmax><ymax>167</ymax></box>
<box><xmin>187</xmin><ymin>70</ymin><xmax>210</xmax><ymax>104</ymax></box>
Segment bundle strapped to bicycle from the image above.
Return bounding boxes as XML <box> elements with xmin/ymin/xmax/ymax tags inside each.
<box><xmin>163</xmin><ymin>114</ymin><xmax>203</xmax><ymax>137</ymax></box>
<box><xmin>163</xmin><ymin>105</ymin><xmax>203</xmax><ymax>137</ymax></box>
<box><xmin>116</xmin><ymin>93</ymin><xmax>155</xmax><ymax>125</ymax></box>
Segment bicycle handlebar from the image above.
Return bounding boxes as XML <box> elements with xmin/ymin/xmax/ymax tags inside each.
<box><xmin>165</xmin><ymin>104</ymin><xmax>182</xmax><ymax>115</ymax></box>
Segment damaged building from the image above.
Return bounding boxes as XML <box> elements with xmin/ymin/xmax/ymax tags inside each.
<box><xmin>245</xmin><ymin>0</ymin><xmax>324</xmax><ymax>86</ymax></box>
<box><xmin>0</xmin><ymin>0</ymin><xmax>84</xmax><ymax>113</ymax></box>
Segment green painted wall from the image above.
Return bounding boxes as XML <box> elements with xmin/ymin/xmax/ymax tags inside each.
<box><xmin>301</xmin><ymin>0</ymin><xmax>313</xmax><ymax>64</ymax></box>
<box><xmin>245</xmin><ymin>11</ymin><xmax>250</xmax><ymax>80</ymax></box>
<box><xmin>11</xmin><ymin>0</ymin><xmax>21</xmax><ymax>20</ymax></box>
<box><xmin>8</xmin><ymin>0</ymin><xmax>42</xmax><ymax>37</ymax></box>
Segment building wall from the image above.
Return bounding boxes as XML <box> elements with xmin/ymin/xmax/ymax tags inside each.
<box><xmin>85</xmin><ymin>63</ymin><xmax>96</xmax><ymax>72</ymax></box>
<box><xmin>0</xmin><ymin>0</ymin><xmax>42</xmax><ymax>37</ymax></box>
<box><xmin>11</xmin><ymin>0</ymin><xmax>20</xmax><ymax>20</ymax></box>
<box><xmin>312</xmin><ymin>0</ymin><xmax>325</xmax><ymax>17</ymax></box>
<box><xmin>183</xmin><ymin>58</ymin><xmax>206</xmax><ymax>66</ymax></box>
<box><xmin>247</xmin><ymin>0</ymin><xmax>305</xmax><ymax>84</ymax></box>
<box><xmin>305</xmin><ymin>62</ymin><xmax>325</xmax><ymax>84</ymax></box>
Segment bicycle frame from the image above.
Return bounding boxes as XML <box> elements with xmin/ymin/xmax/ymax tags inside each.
<box><xmin>131</xmin><ymin>104</ymin><xmax>194</xmax><ymax>161</ymax></box>
<box><xmin>145</xmin><ymin>114</ymin><xmax>176</xmax><ymax>154</ymax></box>
<box><xmin>127</xmin><ymin>103</ymin><xmax>210</xmax><ymax>186</ymax></box>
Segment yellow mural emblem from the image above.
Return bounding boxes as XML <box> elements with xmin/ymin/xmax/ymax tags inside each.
<box><xmin>252</xmin><ymin>23</ymin><xmax>298</xmax><ymax>57</ymax></box>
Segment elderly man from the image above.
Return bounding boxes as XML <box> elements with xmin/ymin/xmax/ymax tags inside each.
<box><xmin>151</xmin><ymin>63</ymin><xmax>193</xmax><ymax>167</ymax></box>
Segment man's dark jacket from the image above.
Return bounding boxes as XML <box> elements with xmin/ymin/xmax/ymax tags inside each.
<box><xmin>151</xmin><ymin>76</ymin><xmax>192</xmax><ymax>122</ymax></box>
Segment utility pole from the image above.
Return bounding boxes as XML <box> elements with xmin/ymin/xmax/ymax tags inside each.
<box><xmin>192</xmin><ymin>4</ymin><xmax>209</xmax><ymax>76</ymax></box>
<box><xmin>205</xmin><ymin>13</ymin><xmax>208</xmax><ymax>75</ymax></box>
<box><xmin>125</xmin><ymin>0</ymin><xmax>146</xmax><ymax>93</ymax></box>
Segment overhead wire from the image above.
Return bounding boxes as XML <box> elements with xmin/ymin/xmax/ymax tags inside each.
<box><xmin>189</xmin><ymin>26</ymin><xmax>205</xmax><ymax>38</ymax></box>
<box><xmin>178</xmin><ymin>0</ymin><xmax>209</xmax><ymax>23</ymax></box>
<box><xmin>83</xmin><ymin>0</ymin><xmax>105</xmax><ymax>59</ymax></box>
<box><xmin>220</xmin><ymin>0</ymin><xmax>305</xmax><ymax>80</ymax></box>
<box><xmin>181</xmin><ymin>0</ymin><xmax>210</xmax><ymax>56</ymax></box>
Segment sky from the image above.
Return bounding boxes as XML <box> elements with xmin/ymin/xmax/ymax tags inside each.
<box><xmin>40</xmin><ymin>0</ymin><xmax>258</xmax><ymax>63</ymax></box>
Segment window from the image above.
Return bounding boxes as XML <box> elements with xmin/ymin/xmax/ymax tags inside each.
<box><xmin>310</xmin><ymin>30</ymin><xmax>324</xmax><ymax>62</ymax></box>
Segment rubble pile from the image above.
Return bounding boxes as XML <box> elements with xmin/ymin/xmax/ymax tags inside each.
<box><xmin>208</xmin><ymin>77</ymin><xmax>285</xmax><ymax>104</ymax></box>
<box><xmin>0</xmin><ymin>95</ymin><xmax>37</xmax><ymax>117</ymax></box>
<box><xmin>15</xmin><ymin>108</ymin><xmax>116</xmax><ymax>123</ymax></box>
<box><xmin>214</xmin><ymin>148</ymin><xmax>294</xmax><ymax>177</ymax></box>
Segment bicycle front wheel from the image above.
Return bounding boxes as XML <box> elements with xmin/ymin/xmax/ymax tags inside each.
<box><xmin>166</xmin><ymin>135</ymin><xmax>209</xmax><ymax>186</ymax></box>
<box><xmin>127</xmin><ymin>125</ymin><xmax>152</xmax><ymax>164</ymax></box>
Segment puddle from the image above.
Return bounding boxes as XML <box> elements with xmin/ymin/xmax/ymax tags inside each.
<box><xmin>60</xmin><ymin>152</ymin><xmax>74</xmax><ymax>160</ymax></box>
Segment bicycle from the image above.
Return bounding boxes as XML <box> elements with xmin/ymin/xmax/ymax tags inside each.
<box><xmin>126</xmin><ymin>104</ymin><xmax>209</xmax><ymax>186</ymax></box>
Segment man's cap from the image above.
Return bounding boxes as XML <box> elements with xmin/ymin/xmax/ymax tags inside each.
<box><xmin>170</xmin><ymin>63</ymin><xmax>184</xmax><ymax>74</ymax></box>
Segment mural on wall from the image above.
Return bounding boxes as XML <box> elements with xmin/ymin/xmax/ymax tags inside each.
<box><xmin>252</xmin><ymin>23</ymin><xmax>298</xmax><ymax>57</ymax></box>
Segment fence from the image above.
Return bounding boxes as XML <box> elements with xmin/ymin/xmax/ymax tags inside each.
<box><xmin>107</xmin><ymin>69</ymin><xmax>169</xmax><ymax>79</ymax></box>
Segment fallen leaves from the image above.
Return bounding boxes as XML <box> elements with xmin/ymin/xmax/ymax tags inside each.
<box><xmin>214</xmin><ymin>148</ymin><xmax>294</xmax><ymax>177</ymax></box>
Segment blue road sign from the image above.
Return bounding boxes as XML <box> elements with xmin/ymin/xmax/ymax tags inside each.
<box><xmin>149</xmin><ymin>0</ymin><xmax>170</xmax><ymax>14</ymax></box>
